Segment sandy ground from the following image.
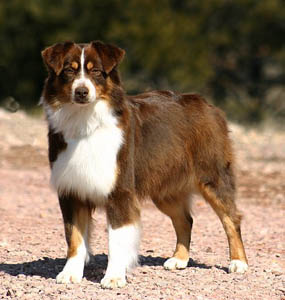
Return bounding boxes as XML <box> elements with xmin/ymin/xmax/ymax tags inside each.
<box><xmin>0</xmin><ymin>108</ymin><xmax>284</xmax><ymax>300</ymax></box>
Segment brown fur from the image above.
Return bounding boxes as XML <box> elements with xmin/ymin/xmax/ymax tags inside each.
<box><xmin>42</xmin><ymin>41</ymin><xmax>247</xmax><ymax>270</ymax></box>
<box><xmin>58</xmin><ymin>194</ymin><xmax>93</xmax><ymax>258</ymax></box>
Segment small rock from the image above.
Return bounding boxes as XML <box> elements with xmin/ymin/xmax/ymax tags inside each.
<box><xmin>39</xmin><ymin>212</ymin><xmax>46</xmax><ymax>218</ymax></box>
<box><xmin>272</xmin><ymin>270</ymin><xmax>283</xmax><ymax>276</ymax></box>
<box><xmin>15</xmin><ymin>290</ymin><xmax>24</xmax><ymax>298</ymax></box>
<box><xmin>6</xmin><ymin>289</ymin><xmax>14</xmax><ymax>297</ymax></box>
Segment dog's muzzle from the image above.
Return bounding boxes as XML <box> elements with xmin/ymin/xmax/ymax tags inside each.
<box><xmin>74</xmin><ymin>86</ymin><xmax>89</xmax><ymax>104</ymax></box>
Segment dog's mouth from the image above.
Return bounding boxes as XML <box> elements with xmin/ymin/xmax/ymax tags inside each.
<box><xmin>72</xmin><ymin>93</ymin><xmax>95</xmax><ymax>105</ymax></box>
<box><xmin>73</xmin><ymin>98</ymin><xmax>91</xmax><ymax>105</ymax></box>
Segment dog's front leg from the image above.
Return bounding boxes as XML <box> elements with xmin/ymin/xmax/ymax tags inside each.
<box><xmin>56</xmin><ymin>195</ymin><xmax>92</xmax><ymax>284</ymax></box>
<box><xmin>101</xmin><ymin>190</ymin><xmax>141</xmax><ymax>289</ymax></box>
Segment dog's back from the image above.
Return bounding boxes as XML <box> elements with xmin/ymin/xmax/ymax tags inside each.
<box><xmin>128</xmin><ymin>92</ymin><xmax>234</xmax><ymax>201</ymax></box>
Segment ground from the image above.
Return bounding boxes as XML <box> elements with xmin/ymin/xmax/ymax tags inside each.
<box><xmin>0</xmin><ymin>109</ymin><xmax>284</xmax><ymax>300</ymax></box>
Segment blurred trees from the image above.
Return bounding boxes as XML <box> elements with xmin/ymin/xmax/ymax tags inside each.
<box><xmin>0</xmin><ymin>0</ymin><xmax>284</xmax><ymax>122</ymax></box>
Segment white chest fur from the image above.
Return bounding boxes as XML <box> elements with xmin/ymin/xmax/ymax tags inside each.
<box><xmin>47</xmin><ymin>101</ymin><xmax>123</xmax><ymax>203</ymax></box>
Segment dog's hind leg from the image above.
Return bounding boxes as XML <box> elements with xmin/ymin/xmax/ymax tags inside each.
<box><xmin>198</xmin><ymin>179</ymin><xmax>248</xmax><ymax>273</ymax></box>
<box><xmin>153</xmin><ymin>194</ymin><xmax>193</xmax><ymax>270</ymax></box>
<box><xmin>56</xmin><ymin>195</ymin><xmax>93</xmax><ymax>284</ymax></box>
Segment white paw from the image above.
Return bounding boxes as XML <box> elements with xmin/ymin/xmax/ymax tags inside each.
<box><xmin>164</xmin><ymin>257</ymin><xmax>188</xmax><ymax>270</ymax></box>
<box><xmin>228</xmin><ymin>260</ymin><xmax>248</xmax><ymax>273</ymax></box>
<box><xmin>56</xmin><ymin>269</ymin><xmax>83</xmax><ymax>284</ymax></box>
<box><xmin>100</xmin><ymin>275</ymin><xmax>127</xmax><ymax>289</ymax></box>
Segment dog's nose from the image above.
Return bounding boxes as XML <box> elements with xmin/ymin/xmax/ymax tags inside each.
<box><xmin>75</xmin><ymin>86</ymin><xmax>89</xmax><ymax>99</ymax></box>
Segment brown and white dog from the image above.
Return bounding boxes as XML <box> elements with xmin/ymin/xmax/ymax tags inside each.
<box><xmin>41</xmin><ymin>41</ymin><xmax>248</xmax><ymax>289</ymax></box>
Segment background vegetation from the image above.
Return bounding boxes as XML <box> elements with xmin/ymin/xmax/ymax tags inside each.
<box><xmin>0</xmin><ymin>0</ymin><xmax>284</xmax><ymax>123</ymax></box>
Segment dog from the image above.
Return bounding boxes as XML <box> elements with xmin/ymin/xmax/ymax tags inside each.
<box><xmin>40</xmin><ymin>41</ymin><xmax>248</xmax><ymax>289</ymax></box>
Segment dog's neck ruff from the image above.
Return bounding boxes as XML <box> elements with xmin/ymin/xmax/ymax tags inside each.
<box><xmin>45</xmin><ymin>100</ymin><xmax>118</xmax><ymax>139</ymax></box>
<box><xmin>45</xmin><ymin>99</ymin><xmax>124</xmax><ymax>201</ymax></box>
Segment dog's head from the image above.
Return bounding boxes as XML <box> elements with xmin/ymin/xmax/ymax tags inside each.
<box><xmin>41</xmin><ymin>41</ymin><xmax>125</xmax><ymax>107</ymax></box>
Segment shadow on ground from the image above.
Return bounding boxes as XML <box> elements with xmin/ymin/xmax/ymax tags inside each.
<box><xmin>0</xmin><ymin>254</ymin><xmax>227</xmax><ymax>283</ymax></box>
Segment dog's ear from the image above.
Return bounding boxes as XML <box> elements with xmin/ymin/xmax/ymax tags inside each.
<box><xmin>91</xmin><ymin>41</ymin><xmax>125</xmax><ymax>74</ymax></box>
<box><xmin>41</xmin><ymin>42</ymin><xmax>74</xmax><ymax>75</ymax></box>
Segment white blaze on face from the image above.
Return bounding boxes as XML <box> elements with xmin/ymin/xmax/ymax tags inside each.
<box><xmin>71</xmin><ymin>48</ymin><xmax>96</xmax><ymax>103</ymax></box>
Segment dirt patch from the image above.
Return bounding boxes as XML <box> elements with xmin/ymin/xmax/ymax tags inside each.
<box><xmin>0</xmin><ymin>109</ymin><xmax>284</xmax><ymax>299</ymax></box>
